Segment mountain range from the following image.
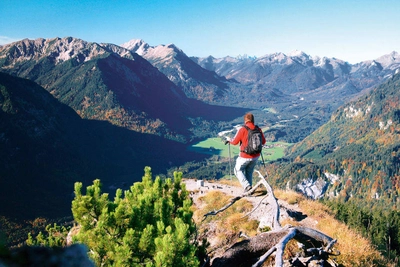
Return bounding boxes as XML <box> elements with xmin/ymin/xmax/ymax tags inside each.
<box><xmin>2</xmin><ymin>37</ymin><xmax>400</xmax><ymax>143</ymax></box>
<box><xmin>120</xmin><ymin>39</ymin><xmax>229</xmax><ymax>102</ymax></box>
<box><xmin>0</xmin><ymin>36</ymin><xmax>399</xmax><ymax>220</ymax></box>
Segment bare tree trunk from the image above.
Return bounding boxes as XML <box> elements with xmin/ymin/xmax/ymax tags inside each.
<box><xmin>210</xmin><ymin>226</ymin><xmax>337</xmax><ymax>267</ymax></box>
<box><xmin>255</xmin><ymin>170</ymin><xmax>281</xmax><ymax>231</ymax></box>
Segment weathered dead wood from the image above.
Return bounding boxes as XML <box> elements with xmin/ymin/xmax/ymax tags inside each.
<box><xmin>241</xmin><ymin>194</ymin><xmax>269</xmax><ymax>219</ymax></box>
<box><xmin>206</xmin><ymin>169</ymin><xmax>339</xmax><ymax>267</ymax></box>
<box><xmin>266</xmin><ymin>227</ymin><xmax>296</xmax><ymax>267</ymax></box>
<box><xmin>211</xmin><ymin>228</ymin><xmax>289</xmax><ymax>267</ymax></box>
<box><xmin>210</xmin><ymin>226</ymin><xmax>337</xmax><ymax>267</ymax></box>
<box><xmin>255</xmin><ymin>170</ymin><xmax>281</xmax><ymax>230</ymax></box>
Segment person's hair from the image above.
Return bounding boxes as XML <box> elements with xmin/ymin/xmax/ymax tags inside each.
<box><xmin>244</xmin><ymin>113</ymin><xmax>254</xmax><ymax>123</ymax></box>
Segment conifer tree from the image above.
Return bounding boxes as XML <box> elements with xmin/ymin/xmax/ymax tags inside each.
<box><xmin>28</xmin><ymin>167</ymin><xmax>202</xmax><ymax>266</ymax></box>
<box><xmin>69</xmin><ymin>166</ymin><xmax>200</xmax><ymax>266</ymax></box>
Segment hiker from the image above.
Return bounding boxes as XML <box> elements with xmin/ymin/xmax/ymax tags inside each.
<box><xmin>225</xmin><ymin>113</ymin><xmax>266</xmax><ymax>192</ymax></box>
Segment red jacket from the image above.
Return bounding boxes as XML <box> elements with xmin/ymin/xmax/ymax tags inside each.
<box><xmin>230</xmin><ymin>122</ymin><xmax>266</xmax><ymax>158</ymax></box>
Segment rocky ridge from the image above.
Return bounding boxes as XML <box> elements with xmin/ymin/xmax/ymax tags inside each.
<box><xmin>183</xmin><ymin>179</ymin><xmax>317</xmax><ymax>231</ymax></box>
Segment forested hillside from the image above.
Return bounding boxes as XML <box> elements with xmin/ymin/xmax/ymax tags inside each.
<box><xmin>266</xmin><ymin>72</ymin><xmax>400</xmax><ymax>261</ymax></box>
<box><xmin>0</xmin><ymin>38</ymin><xmax>247</xmax><ymax>143</ymax></box>
<box><xmin>0</xmin><ymin>72</ymin><xmax>210</xmax><ymax>219</ymax></box>
<box><xmin>273</xmin><ymin>72</ymin><xmax>400</xmax><ymax>208</ymax></box>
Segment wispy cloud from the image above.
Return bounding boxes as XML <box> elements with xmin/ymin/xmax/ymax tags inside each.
<box><xmin>0</xmin><ymin>36</ymin><xmax>22</xmax><ymax>45</ymax></box>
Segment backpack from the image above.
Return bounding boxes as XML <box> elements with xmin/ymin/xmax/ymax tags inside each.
<box><xmin>242</xmin><ymin>125</ymin><xmax>263</xmax><ymax>154</ymax></box>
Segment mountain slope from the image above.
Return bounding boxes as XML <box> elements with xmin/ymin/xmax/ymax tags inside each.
<box><xmin>0</xmin><ymin>72</ymin><xmax>212</xmax><ymax>219</ymax></box>
<box><xmin>0</xmin><ymin>38</ymin><xmax>191</xmax><ymax>139</ymax></box>
<box><xmin>121</xmin><ymin>39</ymin><xmax>229</xmax><ymax>103</ymax></box>
<box><xmin>0</xmin><ymin>38</ymin><xmax>242</xmax><ymax>143</ymax></box>
<box><xmin>0</xmin><ymin>71</ymin><xmax>91</xmax><ymax>218</ymax></box>
<box><xmin>270</xmin><ymin>72</ymin><xmax>400</xmax><ymax>208</ymax></box>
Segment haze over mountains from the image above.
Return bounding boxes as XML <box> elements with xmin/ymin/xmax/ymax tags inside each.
<box><xmin>0</xmin><ymin>36</ymin><xmax>399</xmax><ymax>219</ymax></box>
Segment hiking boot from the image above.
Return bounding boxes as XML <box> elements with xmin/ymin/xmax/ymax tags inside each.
<box><xmin>244</xmin><ymin>185</ymin><xmax>252</xmax><ymax>193</ymax></box>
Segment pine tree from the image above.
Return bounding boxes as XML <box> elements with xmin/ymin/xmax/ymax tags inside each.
<box><xmin>29</xmin><ymin>167</ymin><xmax>202</xmax><ymax>266</ymax></box>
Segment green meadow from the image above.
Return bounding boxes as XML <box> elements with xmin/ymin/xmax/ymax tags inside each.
<box><xmin>188</xmin><ymin>137</ymin><xmax>291</xmax><ymax>161</ymax></box>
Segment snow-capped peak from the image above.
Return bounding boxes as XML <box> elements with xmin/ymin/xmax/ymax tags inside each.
<box><xmin>0</xmin><ymin>37</ymin><xmax>109</xmax><ymax>64</ymax></box>
<box><xmin>145</xmin><ymin>44</ymin><xmax>179</xmax><ymax>59</ymax></box>
<box><xmin>288</xmin><ymin>50</ymin><xmax>307</xmax><ymax>58</ymax></box>
<box><xmin>120</xmin><ymin>39</ymin><xmax>149</xmax><ymax>56</ymax></box>
<box><xmin>120</xmin><ymin>39</ymin><xmax>185</xmax><ymax>60</ymax></box>
<box><xmin>374</xmin><ymin>51</ymin><xmax>400</xmax><ymax>69</ymax></box>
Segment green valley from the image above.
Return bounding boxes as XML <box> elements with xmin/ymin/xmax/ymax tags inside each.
<box><xmin>189</xmin><ymin>137</ymin><xmax>290</xmax><ymax>161</ymax></box>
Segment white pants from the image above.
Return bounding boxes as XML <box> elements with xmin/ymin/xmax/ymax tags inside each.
<box><xmin>234</xmin><ymin>156</ymin><xmax>259</xmax><ymax>189</ymax></box>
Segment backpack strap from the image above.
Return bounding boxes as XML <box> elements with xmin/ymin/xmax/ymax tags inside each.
<box><xmin>243</xmin><ymin>125</ymin><xmax>260</xmax><ymax>132</ymax></box>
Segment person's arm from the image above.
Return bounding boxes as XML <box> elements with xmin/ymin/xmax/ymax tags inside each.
<box><xmin>229</xmin><ymin>127</ymin><xmax>244</xmax><ymax>145</ymax></box>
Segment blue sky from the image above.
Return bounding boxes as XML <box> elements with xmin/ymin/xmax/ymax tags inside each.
<box><xmin>1</xmin><ymin>0</ymin><xmax>399</xmax><ymax>63</ymax></box>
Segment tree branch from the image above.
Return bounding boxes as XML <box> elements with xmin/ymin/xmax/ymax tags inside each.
<box><xmin>254</xmin><ymin>170</ymin><xmax>281</xmax><ymax>230</ymax></box>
